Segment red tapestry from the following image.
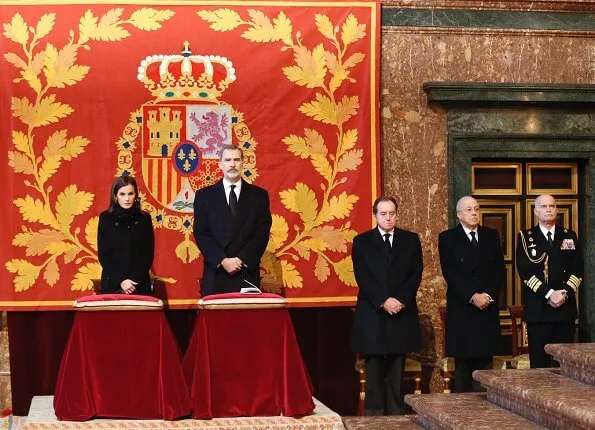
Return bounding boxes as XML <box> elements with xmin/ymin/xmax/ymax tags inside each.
<box><xmin>0</xmin><ymin>1</ymin><xmax>380</xmax><ymax>310</ymax></box>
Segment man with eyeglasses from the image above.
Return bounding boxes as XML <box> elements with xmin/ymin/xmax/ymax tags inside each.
<box><xmin>439</xmin><ymin>196</ymin><xmax>504</xmax><ymax>392</ymax></box>
<box><xmin>516</xmin><ymin>194</ymin><xmax>583</xmax><ymax>368</ymax></box>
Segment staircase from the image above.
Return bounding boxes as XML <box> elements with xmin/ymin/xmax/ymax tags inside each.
<box><xmin>405</xmin><ymin>343</ymin><xmax>595</xmax><ymax>429</ymax></box>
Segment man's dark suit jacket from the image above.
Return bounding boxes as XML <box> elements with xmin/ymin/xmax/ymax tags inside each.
<box><xmin>439</xmin><ymin>224</ymin><xmax>504</xmax><ymax>358</ymax></box>
<box><xmin>350</xmin><ymin>227</ymin><xmax>423</xmax><ymax>355</ymax></box>
<box><xmin>193</xmin><ymin>179</ymin><xmax>272</xmax><ymax>296</ymax></box>
<box><xmin>516</xmin><ymin>225</ymin><xmax>582</xmax><ymax>324</ymax></box>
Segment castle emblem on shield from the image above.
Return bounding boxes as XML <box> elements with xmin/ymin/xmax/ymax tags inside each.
<box><xmin>114</xmin><ymin>41</ymin><xmax>259</xmax><ymax>260</ymax></box>
<box><xmin>140</xmin><ymin>102</ymin><xmax>234</xmax><ymax>212</ymax></box>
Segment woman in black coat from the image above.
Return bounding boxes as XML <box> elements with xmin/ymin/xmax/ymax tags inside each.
<box><xmin>97</xmin><ymin>176</ymin><xmax>154</xmax><ymax>295</ymax></box>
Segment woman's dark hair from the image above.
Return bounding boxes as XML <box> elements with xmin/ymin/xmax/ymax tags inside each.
<box><xmin>108</xmin><ymin>175</ymin><xmax>140</xmax><ymax>213</ymax></box>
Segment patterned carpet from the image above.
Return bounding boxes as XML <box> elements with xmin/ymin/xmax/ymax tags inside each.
<box><xmin>16</xmin><ymin>396</ymin><xmax>343</xmax><ymax>430</ymax></box>
<box><xmin>1</xmin><ymin>415</ymin><xmax>25</xmax><ymax>430</ymax></box>
<box><xmin>0</xmin><ymin>412</ymin><xmax>426</xmax><ymax>430</ymax></box>
<box><xmin>0</xmin><ymin>407</ymin><xmax>428</xmax><ymax>430</ymax></box>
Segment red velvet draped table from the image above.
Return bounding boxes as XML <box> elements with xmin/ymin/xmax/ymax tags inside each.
<box><xmin>53</xmin><ymin>311</ymin><xmax>191</xmax><ymax>421</ymax></box>
<box><xmin>182</xmin><ymin>307</ymin><xmax>315</xmax><ymax>419</ymax></box>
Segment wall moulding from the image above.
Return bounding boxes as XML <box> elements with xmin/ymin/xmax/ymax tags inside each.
<box><xmin>381</xmin><ymin>0</ymin><xmax>595</xmax><ymax>12</ymax></box>
<box><xmin>381</xmin><ymin>26</ymin><xmax>594</xmax><ymax>37</ymax></box>
<box><xmin>381</xmin><ymin>7</ymin><xmax>595</xmax><ymax>33</ymax></box>
<box><xmin>424</xmin><ymin>82</ymin><xmax>595</xmax><ymax>108</ymax></box>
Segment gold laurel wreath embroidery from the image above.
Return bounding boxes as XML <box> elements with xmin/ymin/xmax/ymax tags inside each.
<box><xmin>198</xmin><ymin>9</ymin><xmax>366</xmax><ymax>290</ymax></box>
<box><xmin>4</xmin><ymin>8</ymin><xmax>175</xmax><ymax>292</ymax></box>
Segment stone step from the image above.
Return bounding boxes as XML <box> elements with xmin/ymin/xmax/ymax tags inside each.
<box><xmin>545</xmin><ymin>343</ymin><xmax>595</xmax><ymax>386</ymax></box>
<box><xmin>474</xmin><ymin>368</ymin><xmax>595</xmax><ymax>430</ymax></box>
<box><xmin>404</xmin><ymin>392</ymin><xmax>546</xmax><ymax>429</ymax></box>
<box><xmin>342</xmin><ymin>415</ymin><xmax>422</xmax><ymax>429</ymax></box>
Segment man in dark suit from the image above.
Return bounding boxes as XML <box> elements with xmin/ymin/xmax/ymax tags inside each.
<box><xmin>438</xmin><ymin>196</ymin><xmax>504</xmax><ymax>392</ymax></box>
<box><xmin>350</xmin><ymin>196</ymin><xmax>423</xmax><ymax>415</ymax></box>
<box><xmin>516</xmin><ymin>194</ymin><xmax>582</xmax><ymax>368</ymax></box>
<box><xmin>193</xmin><ymin>144</ymin><xmax>272</xmax><ymax>296</ymax></box>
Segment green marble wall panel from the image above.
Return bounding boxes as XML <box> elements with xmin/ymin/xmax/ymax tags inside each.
<box><xmin>382</xmin><ymin>8</ymin><xmax>595</xmax><ymax>31</ymax></box>
<box><xmin>447</xmin><ymin>110</ymin><xmax>595</xmax><ymax>136</ymax></box>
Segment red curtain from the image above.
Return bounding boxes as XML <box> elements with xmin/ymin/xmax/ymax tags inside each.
<box><xmin>7</xmin><ymin>312</ymin><xmax>74</xmax><ymax>415</ymax></box>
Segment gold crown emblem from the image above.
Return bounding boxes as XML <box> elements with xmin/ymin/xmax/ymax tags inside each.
<box><xmin>137</xmin><ymin>41</ymin><xmax>236</xmax><ymax>102</ymax></box>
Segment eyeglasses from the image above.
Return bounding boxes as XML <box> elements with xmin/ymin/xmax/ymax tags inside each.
<box><xmin>459</xmin><ymin>206</ymin><xmax>480</xmax><ymax>213</ymax></box>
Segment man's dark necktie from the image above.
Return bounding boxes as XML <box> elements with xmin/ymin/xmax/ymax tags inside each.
<box><xmin>383</xmin><ymin>233</ymin><xmax>391</xmax><ymax>254</ymax></box>
<box><xmin>547</xmin><ymin>231</ymin><xmax>554</xmax><ymax>247</ymax></box>
<box><xmin>470</xmin><ymin>231</ymin><xmax>479</xmax><ymax>248</ymax></box>
<box><xmin>229</xmin><ymin>184</ymin><xmax>238</xmax><ymax>218</ymax></box>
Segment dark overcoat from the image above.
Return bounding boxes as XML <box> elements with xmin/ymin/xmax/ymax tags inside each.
<box><xmin>350</xmin><ymin>227</ymin><xmax>423</xmax><ymax>355</ymax></box>
<box><xmin>439</xmin><ymin>224</ymin><xmax>504</xmax><ymax>357</ymax></box>
<box><xmin>97</xmin><ymin>207</ymin><xmax>154</xmax><ymax>294</ymax></box>
<box><xmin>193</xmin><ymin>179</ymin><xmax>272</xmax><ymax>296</ymax></box>
<box><xmin>516</xmin><ymin>225</ymin><xmax>582</xmax><ymax>324</ymax></box>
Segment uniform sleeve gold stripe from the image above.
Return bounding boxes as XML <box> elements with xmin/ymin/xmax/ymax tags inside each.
<box><xmin>524</xmin><ymin>276</ymin><xmax>542</xmax><ymax>292</ymax></box>
<box><xmin>566</xmin><ymin>275</ymin><xmax>582</xmax><ymax>293</ymax></box>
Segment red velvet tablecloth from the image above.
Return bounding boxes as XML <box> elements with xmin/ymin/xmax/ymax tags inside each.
<box><xmin>53</xmin><ymin>311</ymin><xmax>191</xmax><ymax>421</ymax></box>
<box><xmin>182</xmin><ymin>308</ymin><xmax>314</xmax><ymax>419</ymax></box>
